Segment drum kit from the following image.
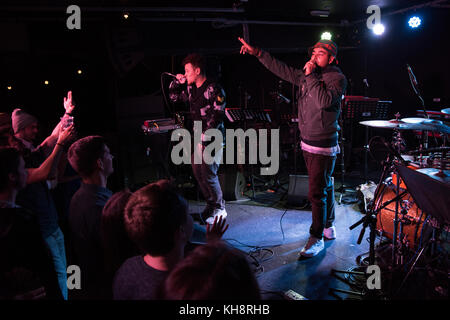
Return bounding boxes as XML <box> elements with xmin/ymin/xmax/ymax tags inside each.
<box><xmin>350</xmin><ymin>108</ymin><xmax>450</xmax><ymax>296</ymax></box>
<box><xmin>330</xmin><ymin>66</ymin><xmax>449</xmax><ymax>299</ymax></box>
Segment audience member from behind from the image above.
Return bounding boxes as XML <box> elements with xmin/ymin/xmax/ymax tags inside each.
<box><xmin>0</xmin><ymin>147</ymin><xmax>62</xmax><ymax>299</ymax></box>
<box><xmin>113</xmin><ymin>180</ymin><xmax>228</xmax><ymax>300</ymax></box>
<box><xmin>100</xmin><ymin>189</ymin><xmax>139</xmax><ymax>297</ymax></box>
<box><xmin>112</xmin><ymin>180</ymin><xmax>191</xmax><ymax>300</ymax></box>
<box><xmin>67</xmin><ymin>135</ymin><xmax>114</xmax><ymax>299</ymax></box>
<box><xmin>163</xmin><ymin>241</ymin><xmax>261</xmax><ymax>300</ymax></box>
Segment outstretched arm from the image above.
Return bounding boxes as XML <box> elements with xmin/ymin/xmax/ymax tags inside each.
<box><xmin>38</xmin><ymin>91</ymin><xmax>75</xmax><ymax>156</ymax></box>
<box><xmin>238</xmin><ymin>37</ymin><xmax>304</xmax><ymax>85</ymax></box>
<box><xmin>26</xmin><ymin>124</ymin><xmax>76</xmax><ymax>184</ymax></box>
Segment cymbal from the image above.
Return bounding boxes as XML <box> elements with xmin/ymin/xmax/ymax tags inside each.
<box><xmin>416</xmin><ymin>168</ymin><xmax>450</xmax><ymax>183</ymax></box>
<box><xmin>401</xmin><ymin>117</ymin><xmax>443</xmax><ymax>125</ymax></box>
<box><xmin>434</xmin><ymin>123</ymin><xmax>450</xmax><ymax>134</ymax></box>
<box><xmin>407</xmin><ymin>146</ymin><xmax>450</xmax><ymax>155</ymax></box>
<box><xmin>441</xmin><ymin>108</ymin><xmax>450</xmax><ymax>115</ymax></box>
<box><xmin>359</xmin><ymin>119</ymin><xmax>436</xmax><ymax>131</ymax></box>
<box><xmin>403</xmin><ymin>117</ymin><xmax>450</xmax><ymax>133</ymax></box>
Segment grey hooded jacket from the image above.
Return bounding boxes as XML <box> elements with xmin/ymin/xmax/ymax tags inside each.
<box><xmin>258</xmin><ymin>50</ymin><xmax>347</xmax><ymax>147</ymax></box>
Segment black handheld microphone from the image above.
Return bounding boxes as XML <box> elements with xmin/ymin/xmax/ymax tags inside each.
<box><xmin>163</xmin><ymin>72</ymin><xmax>186</xmax><ymax>83</ymax></box>
<box><xmin>163</xmin><ymin>72</ymin><xmax>177</xmax><ymax>78</ymax></box>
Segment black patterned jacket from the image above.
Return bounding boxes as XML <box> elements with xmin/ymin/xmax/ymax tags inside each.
<box><xmin>169</xmin><ymin>78</ymin><xmax>226</xmax><ymax>141</ymax></box>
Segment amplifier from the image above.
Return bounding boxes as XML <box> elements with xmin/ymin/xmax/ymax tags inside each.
<box><xmin>287</xmin><ymin>175</ymin><xmax>334</xmax><ymax>207</ymax></box>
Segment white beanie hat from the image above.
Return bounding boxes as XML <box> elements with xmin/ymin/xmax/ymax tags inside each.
<box><xmin>11</xmin><ymin>108</ymin><xmax>38</xmax><ymax>134</ymax></box>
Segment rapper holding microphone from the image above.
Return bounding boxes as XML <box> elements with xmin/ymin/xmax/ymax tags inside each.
<box><xmin>238</xmin><ymin>37</ymin><xmax>347</xmax><ymax>257</ymax></box>
<box><xmin>168</xmin><ymin>53</ymin><xmax>227</xmax><ymax>225</ymax></box>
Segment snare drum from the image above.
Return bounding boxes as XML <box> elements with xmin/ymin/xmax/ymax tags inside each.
<box><xmin>375</xmin><ymin>183</ymin><xmax>427</xmax><ymax>249</ymax></box>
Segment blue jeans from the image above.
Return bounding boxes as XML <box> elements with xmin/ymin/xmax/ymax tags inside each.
<box><xmin>44</xmin><ymin>227</ymin><xmax>68</xmax><ymax>300</ymax></box>
<box><xmin>191</xmin><ymin>142</ymin><xmax>225</xmax><ymax>210</ymax></box>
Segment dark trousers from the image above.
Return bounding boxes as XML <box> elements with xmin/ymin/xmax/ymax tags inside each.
<box><xmin>303</xmin><ymin>150</ymin><xmax>336</xmax><ymax>239</ymax></box>
<box><xmin>191</xmin><ymin>144</ymin><xmax>225</xmax><ymax>210</ymax></box>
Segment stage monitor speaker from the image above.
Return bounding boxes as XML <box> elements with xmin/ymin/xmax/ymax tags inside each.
<box><xmin>219</xmin><ymin>166</ymin><xmax>247</xmax><ymax>201</ymax></box>
<box><xmin>287</xmin><ymin>175</ymin><xmax>309</xmax><ymax>206</ymax></box>
<box><xmin>287</xmin><ymin>175</ymin><xmax>334</xmax><ymax>206</ymax></box>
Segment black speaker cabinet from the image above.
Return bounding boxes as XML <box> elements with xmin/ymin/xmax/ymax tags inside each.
<box><xmin>287</xmin><ymin>175</ymin><xmax>334</xmax><ymax>206</ymax></box>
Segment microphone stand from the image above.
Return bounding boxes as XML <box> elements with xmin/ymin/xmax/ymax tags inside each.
<box><xmin>407</xmin><ymin>64</ymin><xmax>439</xmax><ymax>147</ymax></box>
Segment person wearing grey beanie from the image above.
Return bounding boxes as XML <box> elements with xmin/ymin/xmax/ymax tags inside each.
<box><xmin>12</xmin><ymin>108</ymin><xmax>38</xmax><ymax>135</ymax></box>
<box><xmin>14</xmin><ymin>91</ymin><xmax>77</xmax><ymax>300</ymax></box>
<box><xmin>13</xmin><ymin>91</ymin><xmax>75</xmax><ymax>156</ymax></box>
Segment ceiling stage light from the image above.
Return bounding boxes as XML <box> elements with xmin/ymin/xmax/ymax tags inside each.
<box><xmin>373</xmin><ymin>23</ymin><xmax>385</xmax><ymax>35</ymax></box>
<box><xmin>408</xmin><ymin>16</ymin><xmax>421</xmax><ymax>28</ymax></box>
<box><xmin>321</xmin><ymin>32</ymin><xmax>332</xmax><ymax>40</ymax></box>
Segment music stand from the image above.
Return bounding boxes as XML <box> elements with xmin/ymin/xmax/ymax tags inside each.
<box><xmin>343</xmin><ymin>97</ymin><xmax>392</xmax><ymax>182</ymax></box>
<box><xmin>341</xmin><ymin>97</ymin><xmax>392</xmax><ymax>192</ymax></box>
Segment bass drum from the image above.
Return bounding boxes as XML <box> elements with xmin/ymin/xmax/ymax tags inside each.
<box><xmin>375</xmin><ymin>183</ymin><xmax>427</xmax><ymax>250</ymax></box>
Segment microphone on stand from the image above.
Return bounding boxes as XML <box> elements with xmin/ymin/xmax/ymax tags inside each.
<box><xmin>383</xmin><ymin>140</ymin><xmax>408</xmax><ymax>165</ymax></box>
<box><xmin>277</xmin><ymin>93</ymin><xmax>291</xmax><ymax>104</ymax></box>
<box><xmin>406</xmin><ymin>64</ymin><xmax>418</xmax><ymax>87</ymax></box>
<box><xmin>363</xmin><ymin>78</ymin><xmax>369</xmax><ymax>88</ymax></box>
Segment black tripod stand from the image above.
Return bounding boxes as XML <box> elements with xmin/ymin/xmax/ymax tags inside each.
<box><xmin>336</xmin><ymin>110</ymin><xmax>359</xmax><ymax>204</ymax></box>
<box><xmin>329</xmin><ymin>150</ymin><xmax>399</xmax><ymax>299</ymax></box>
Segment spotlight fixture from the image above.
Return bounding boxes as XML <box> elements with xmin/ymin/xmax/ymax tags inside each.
<box><xmin>408</xmin><ymin>16</ymin><xmax>421</xmax><ymax>28</ymax></box>
<box><xmin>77</xmin><ymin>69</ymin><xmax>82</xmax><ymax>74</ymax></box>
<box><xmin>7</xmin><ymin>85</ymin><xmax>12</xmax><ymax>90</ymax></box>
<box><xmin>372</xmin><ymin>23</ymin><xmax>385</xmax><ymax>35</ymax></box>
<box><xmin>321</xmin><ymin>32</ymin><xmax>332</xmax><ymax>40</ymax></box>
<box><xmin>123</xmin><ymin>13</ymin><xmax>129</xmax><ymax>19</ymax></box>
<box><xmin>44</xmin><ymin>80</ymin><xmax>49</xmax><ymax>85</ymax></box>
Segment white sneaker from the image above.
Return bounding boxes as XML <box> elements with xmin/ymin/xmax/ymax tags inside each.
<box><xmin>205</xmin><ymin>208</ymin><xmax>227</xmax><ymax>225</ymax></box>
<box><xmin>323</xmin><ymin>226</ymin><xmax>336</xmax><ymax>240</ymax></box>
<box><xmin>300</xmin><ymin>236</ymin><xmax>324</xmax><ymax>257</ymax></box>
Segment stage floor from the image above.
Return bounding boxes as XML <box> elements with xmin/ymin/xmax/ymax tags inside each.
<box><xmin>188</xmin><ymin>190</ymin><xmax>370</xmax><ymax>300</ymax></box>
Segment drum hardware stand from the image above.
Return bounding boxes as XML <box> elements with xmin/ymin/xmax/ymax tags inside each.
<box><xmin>407</xmin><ymin>63</ymin><xmax>439</xmax><ymax>147</ymax></box>
<box><xmin>394</xmin><ymin>223</ymin><xmax>438</xmax><ymax>297</ymax></box>
<box><xmin>329</xmin><ymin>152</ymin><xmax>397</xmax><ymax>299</ymax></box>
<box><xmin>434</xmin><ymin>143</ymin><xmax>449</xmax><ymax>178</ymax></box>
<box><xmin>395</xmin><ymin>203</ymin><xmax>411</xmax><ymax>266</ymax></box>
<box><xmin>383</xmin><ymin>125</ymin><xmax>410</xmax><ymax>269</ymax></box>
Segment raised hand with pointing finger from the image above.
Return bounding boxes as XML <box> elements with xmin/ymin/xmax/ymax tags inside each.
<box><xmin>238</xmin><ymin>37</ymin><xmax>261</xmax><ymax>57</ymax></box>
<box><xmin>63</xmin><ymin>91</ymin><xmax>75</xmax><ymax>115</ymax></box>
